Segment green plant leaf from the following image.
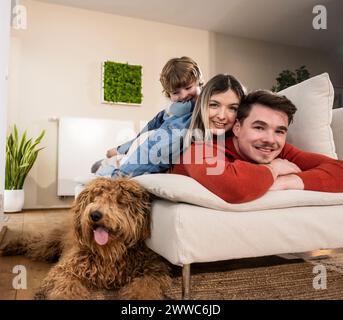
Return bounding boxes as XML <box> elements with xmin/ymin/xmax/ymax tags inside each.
<box><xmin>272</xmin><ymin>66</ymin><xmax>310</xmax><ymax>92</ymax></box>
<box><xmin>5</xmin><ymin>126</ymin><xmax>46</xmax><ymax>190</ymax></box>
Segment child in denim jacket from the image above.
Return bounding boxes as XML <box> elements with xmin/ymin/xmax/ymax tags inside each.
<box><xmin>92</xmin><ymin>56</ymin><xmax>203</xmax><ymax>177</ymax></box>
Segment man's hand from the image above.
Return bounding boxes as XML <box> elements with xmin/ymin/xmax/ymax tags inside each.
<box><xmin>268</xmin><ymin>159</ymin><xmax>302</xmax><ymax>177</ymax></box>
<box><xmin>269</xmin><ymin>174</ymin><xmax>304</xmax><ymax>191</ymax></box>
<box><xmin>106</xmin><ymin>148</ymin><xmax>118</xmax><ymax>158</ymax></box>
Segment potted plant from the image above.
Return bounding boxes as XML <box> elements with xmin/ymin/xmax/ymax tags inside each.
<box><xmin>4</xmin><ymin>125</ymin><xmax>45</xmax><ymax>212</ymax></box>
<box><xmin>271</xmin><ymin>65</ymin><xmax>310</xmax><ymax>92</ymax></box>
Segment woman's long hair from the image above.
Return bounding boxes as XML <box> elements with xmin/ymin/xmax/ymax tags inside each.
<box><xmin>184</xmin><ymin>74</ymin><xmax>246</xmax><ymax>147</ymax></box>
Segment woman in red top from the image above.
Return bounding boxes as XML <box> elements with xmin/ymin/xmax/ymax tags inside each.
<box><xmin>171</xmin><ymin>73</ymin><xmax>246</xmax><ymax>192</ymax></box>
<box><xmin>176</xmin><ymin>73</ymin><xmax>245</xmax><ymax>181</ymax></box>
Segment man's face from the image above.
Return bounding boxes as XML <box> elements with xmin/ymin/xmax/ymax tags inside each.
<box><xmin>232</xmin><ymin>104</ymin><xmax>289</xmax><ymax>164</ymax></box>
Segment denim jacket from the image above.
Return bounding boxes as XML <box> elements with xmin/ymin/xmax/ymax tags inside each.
<box><xmin>96</xmin><ymin>101</ymin><xmax>194</xmax><ymax>177</ymax></box>
<box><xmin>116</xmin><ymin>101</ymin><xmax>194</xmax><ymax>155</ymax></box>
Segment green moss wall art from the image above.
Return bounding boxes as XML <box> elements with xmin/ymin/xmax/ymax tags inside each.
<box><xmin>102</xmin><ymin>61</ymin><xmax>143</xmax><ymax>105</ymax></box>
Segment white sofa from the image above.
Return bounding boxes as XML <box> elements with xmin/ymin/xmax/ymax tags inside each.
<box><xmin>76</xmin><ymin>73</ymin><xmax>343</xmax><ymax>299</ymax></box>
<box><xmin>133</xmin><ymin>73</ymin><xmax>343</xmax><ymax>299</ymax></box>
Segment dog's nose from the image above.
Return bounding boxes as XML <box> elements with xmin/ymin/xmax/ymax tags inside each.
<box><xmin>90</xmin><ymin>211</ymin><xmax>102</xmax><ymax>222</ymax></box>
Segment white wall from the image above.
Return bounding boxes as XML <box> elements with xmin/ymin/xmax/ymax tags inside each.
<box><xmin>0</xmin><ymin>0</ymin><xmax>12</xmax><ymax>212</ymax></box>
<box><xmin>8</xmin><ymin>0</ymin><xmax>341</xmax><ymax>209</ymax></box>
<box><xmin>8</xmin><ymin>0</ymin><xmax>211</xmax><ymax>208</ymax></box>
<box><xmin>210</xmin><ymin>32</ymin><xmax>342</xmax><ymax>91</ymax></box>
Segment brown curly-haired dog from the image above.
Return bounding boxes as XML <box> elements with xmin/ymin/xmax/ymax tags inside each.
<box><xmin>0</xmin><ymin>177</ymin><xmax>171</xmax><ymax>300</ymax></box>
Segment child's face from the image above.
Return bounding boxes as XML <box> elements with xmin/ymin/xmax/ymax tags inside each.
<box><xmin>169</xmin><ymin>81</ymin><xmax>201</xmax><ymax>102</ymax></box>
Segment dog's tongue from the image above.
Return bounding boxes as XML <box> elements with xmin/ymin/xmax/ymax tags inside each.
<box><xmin>93</xmin><ymin>227</ymin><xmax>109</xmax><ymax>246</ymax></box>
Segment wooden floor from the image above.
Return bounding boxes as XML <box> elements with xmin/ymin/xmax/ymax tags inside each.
<box><xmin>1</xmin><ymin>209</ymin><xmax>343</xmax><ymax>300</ymax></box>
<box><xmin>0</xmin><ymin>209</ymin><xmax>69</xmax><ymax>300</ymax></box>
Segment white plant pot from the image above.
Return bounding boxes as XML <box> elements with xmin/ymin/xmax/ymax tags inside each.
<box><xmin>4</xmin><ymin>189</ymin><xmax>25</xmax><ymax>213</ymax></box>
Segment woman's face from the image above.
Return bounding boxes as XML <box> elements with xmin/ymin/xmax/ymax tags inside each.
<box><xmin>208</xmin><ymin>89</ymin><xmax>240</xmax><ymax>136</ymax></box>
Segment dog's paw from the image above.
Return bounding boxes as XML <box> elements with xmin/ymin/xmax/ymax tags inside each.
<box><xmin>0</xmin><ymin>234</ymin><xmax>28</xmax><ymax>257</ymax></box>
<box><xmin>34</xmin><ymin>289</ymin><xmax>47</xmax><ymax>300</ymax></box>
<box><xmin>0</xmin><ymin>241</ymin><xmax>17</xmax><ymax>256</ymax></box>
<box><xmin>118</xmin><ymin>286</ymin><xmax>165</xmax><ymax>300</ymax></box>
<box><xmin>119</xmin><ymin>292</ymin><xmax>165</xmax><ymax>300</ymax></box>
<box><xmin>34</xmin><ymin>288</ymin><xmax>70</xmax><ymax>300</ymax></box>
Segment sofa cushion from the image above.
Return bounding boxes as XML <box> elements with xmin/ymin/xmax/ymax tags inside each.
<box><xmin>134</xmin><ymin>173</ymin><xmax>343</xmax><ymax>212</ymax></box>
<box><xmin>147</xmin><ymin>199</ymin><xmax>343</xmax><ymax>265</ymax></box>
<box><xmin>279</xmin><ymin>73</ymin><xmax>337</xmax><ymax>159</ymax></box>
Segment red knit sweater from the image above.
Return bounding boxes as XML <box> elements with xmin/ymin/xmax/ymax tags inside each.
<box><xmin>171</xmin><ymin>137</ymin><xmax>343</xmax><ymax>203</ymax></box>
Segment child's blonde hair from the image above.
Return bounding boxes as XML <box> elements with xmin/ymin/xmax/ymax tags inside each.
<box><xmin>159</xmin><ymin>56</ymin><xmax>203</xmax><ymax>98</ymax></box>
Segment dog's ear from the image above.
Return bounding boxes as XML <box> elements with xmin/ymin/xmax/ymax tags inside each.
<box><xmin>116</xmin><ymin>179</ymin><xmax>152</xmax><ymax>208</ymax></box>
<box><xmin>116</xmin><ymin>180</ymin><xmax>152</xmax><ymax>240</ymax></box>
<box><xmin>71</xmin><ymin>185</ymin><xmax>94</xmax><ymax>243</ymax></box>
<box><xmin>72</xmin><ymin>181</ymin><xmax>97</xmax><ymax>214</ymax></box>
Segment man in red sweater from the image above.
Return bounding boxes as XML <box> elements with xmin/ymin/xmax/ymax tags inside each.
<box><xmin>171</xmin><ymin>90</ymin><xmax>343</xmax><ymax>203</ymax></box>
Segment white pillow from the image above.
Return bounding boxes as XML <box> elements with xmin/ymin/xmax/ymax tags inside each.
<box><xmin>279</xmin><ymin>73</ymin><xmax>337</xmax><ymax>159</ymax></box>
<box><xmin>134</xmin><ymin>174</ymin><xmax>343</xmax><ymax>212</ymax></box>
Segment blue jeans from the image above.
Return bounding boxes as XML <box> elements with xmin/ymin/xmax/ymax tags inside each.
<box><xmin>91</xmin><ymin>109</ymin><xmax>166</xmax><ymax>173</ymax></box>
<box><xmin>112</xmin><ymin>110</ymin><xmax>193</xmax><ymax>177</ymax></box>
<box><xmin>116</xmin><ymin>109</ymin><xmax>166</xmax><ymax>155</ymax></box>
<box><xmin>95</xmin><ymin>101</ymin><xmax>194</xmax><ymax>177</ymax></box>
<box><xmin>117</xmin><ymin>101</ymin><xmax>193</xmax><ymax>154</ymax></box>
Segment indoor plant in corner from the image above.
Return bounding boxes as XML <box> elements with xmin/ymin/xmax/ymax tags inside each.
<box><xmin>271</xmin><ymin>65</ymin><xmax>310</xmax><ymax>92</ymax></box>
<box><xmin>4</xmin><ymin>125</ymin><xmax>45</xmax><ymax>213</ymax></box>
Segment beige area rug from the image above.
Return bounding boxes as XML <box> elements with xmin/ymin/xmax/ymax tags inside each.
<box><xmin>1</xmin><ymin>254</ymin><xmax>343</xmax><ymax>300</ymax></box>
<box><xmin>300</xmin><ymin>254</ymin><xmax>343</xmax><ymax>275</ymax></box>
<box><xmin>2</xmin><ymin>211</ymin><xmax>343</xmax><ymax>300</ymax></box>
<box><xmin>95</xmin><ymin>256</ymin><xmax>343</xmax><ymax>300</ymax></box>
<box><xmin>167</xmin><ymin>257</ymin><xmax>343</xmax><ymax>300</ymax></box>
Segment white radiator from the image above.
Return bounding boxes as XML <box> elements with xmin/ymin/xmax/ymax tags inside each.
<box><xmin>57</xmin><ymin>117</ymin><xmax>135</xmax><ymax>196</ymax></box>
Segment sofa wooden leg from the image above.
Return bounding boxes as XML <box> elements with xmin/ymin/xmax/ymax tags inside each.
<box><xmin>182</xmin><ymin>264</ymin><xmax>191</xmax><ymax>300</ymax></box>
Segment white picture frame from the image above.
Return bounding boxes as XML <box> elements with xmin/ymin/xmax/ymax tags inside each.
<box><xmin>100</xmin><ymin>61</ymin><xmax>142</xmax><ymax>106</ymax></box>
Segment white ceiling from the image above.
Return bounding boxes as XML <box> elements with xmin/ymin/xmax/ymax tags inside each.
<box><xmin>35</xmin><ymin>0</ymin><xmax>342</xmax><ymax>53</ymax></box>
